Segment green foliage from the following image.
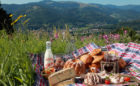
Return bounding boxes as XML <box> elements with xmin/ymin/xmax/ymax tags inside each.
<box><xmin>115</xmin><ymin>27</ymin><xmax>140</xmax><ymax>42</ymax></box>
<box><xmin>0</xmin><ymin>29</ymin><xmax>45</xmax><ymax>85</ymax></box>
<box><xmin>0</xmin><ymin>6</ymin><xmax>14</xmax><ymax>34</ymax></box>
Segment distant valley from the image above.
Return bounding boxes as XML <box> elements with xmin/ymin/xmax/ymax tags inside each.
<box><xmin>2</xmin><ymin>0</ymin><xmax>140</xmax><ymax>30</ymax></box>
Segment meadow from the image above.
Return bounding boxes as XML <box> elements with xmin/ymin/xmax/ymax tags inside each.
<box><xmin>0</xmin><ymin>25</ymin><xmax>140</xmax><ymax>85</ymax></box>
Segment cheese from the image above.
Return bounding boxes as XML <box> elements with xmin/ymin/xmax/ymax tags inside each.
<box><xmin>48</xmin><ymin>68</ymin><xmax>76</xmax><ymax>86</ymax></box>
<box><xmin>55</xmin><ymin>78</ymin><xmax>74</xmax><ymax>86</ymax></box>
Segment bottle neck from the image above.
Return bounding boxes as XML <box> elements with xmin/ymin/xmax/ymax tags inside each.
<box><xmin>46</xmin><ymin>46</ymin><xmax>51</xmax><ymax>50</ymax></box>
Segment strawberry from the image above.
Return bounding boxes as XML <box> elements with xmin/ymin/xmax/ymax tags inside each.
<box><xmin>124</xmin><ymin>77</ymin><xmax>130</xmax><ymax>82</ymax></box>
<box><xmin>50</xmin><ymin>68</ymin><xmax>55</xmax><ymax>72</ymax></box>
<box><xmin>46</xmin><ymin>71</ymin><xmax>51</xmax><ymax>74</ymax></box>
<box><xmin>105</xmin><ymin>80</ymin><xmax>110</xmax><ymax>84</ymax></box>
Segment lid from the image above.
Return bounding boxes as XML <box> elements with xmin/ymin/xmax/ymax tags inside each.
<box><xmin>46</xmin><ymin>41</ymin><xmax>51</xmax><ymax>44</ymax></box>
<box><xmin>46</xmin><ymin>41</ymin><xmax>51</xmax><ymax>47</ymax></box>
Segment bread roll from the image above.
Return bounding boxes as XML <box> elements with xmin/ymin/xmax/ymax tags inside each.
<box><xmin>119</xmin><ymin>59</ymin><xmax>127</xmax><ymax>69</ymax></box>
<box><xmin>80</xmin><ymin>53</ymin><xmax>93</xmax><ymax>64</ymax></box>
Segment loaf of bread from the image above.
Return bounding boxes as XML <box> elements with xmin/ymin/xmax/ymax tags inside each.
<box><xmin>55</xmin><ymin>78</ymin><xmax>74</xmax><ymax>86</ymax></box>
<box><xmin>63</xmin><ymin>59</ymin><xmax>85</xmax><ymax>76</ymax></box>
<box><xmin>48</xmin><ymin>68</ymin><xmax>76</xmax><ymax>86</ymax></box>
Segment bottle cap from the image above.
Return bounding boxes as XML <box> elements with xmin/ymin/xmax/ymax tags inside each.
<box><xmin>46</xmin><ymin>41</ymin><xmax>51</xmax><ymax>46</ymax></box>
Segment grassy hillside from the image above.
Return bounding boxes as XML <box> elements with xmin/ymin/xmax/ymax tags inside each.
<box><xmin>0</xmin><ymin>26</ymin><xmax>140</xmax><ymax>85</ymax></box>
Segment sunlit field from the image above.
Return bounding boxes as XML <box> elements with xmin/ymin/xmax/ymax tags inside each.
<box><xmin>0</xmin><ymin>24</ymin><xmax>140</xmax><ymax>85</ymax></box>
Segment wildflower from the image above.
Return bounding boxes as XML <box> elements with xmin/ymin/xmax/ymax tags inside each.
<box><xmin>124</xmin><ymin>30</ymin><xmax>127</xmax><ymax>35</ymax></box>
<box><xmin>9</xmin><ymin>14</ymin><xmax>13</xmax><ymax>17</ymax></box>
<box><xmin>103</xmin><ymin>34</ymin><xmax>111</xmax><ymax>44</ymax></box>
<box><xmin>50</xmin><ymin>37</ymin><xmax>53</xmax><ymax>42</ymax></box>
<box><xmin>17</xmin><ymin>15</ymin><xmax>23</xmax><ymax>19</ymax></box>
<box><xmin>109</xmin><ymin>34</ymin><xmax>114</xmax><ymax>39</ymax></box>
<box><xmin>106</xmin><ymin>40</ymin><xmax>109</xmax><ymax>44</ymax></box>
<box><xmin>106</xmin><ymin>45</ymin><xmax>111</xmax><ymax>51</ymax></box>
<box><xmin>11</xmin><ymin>15</ymin><xmax>24</xmax><ymax>25</ymax></box>
<box><xmin>114</xmin><ymin>34</ymin><xmax>120</xmax><ymax>40</ymax></box>
<box><xmin>24</xmin><ymin>14</ymin><xmax>27</xmax><ymax>17</ymax></box>
<box><xmin>103</xmin><ymin>35</ymin><xmax>109</xmax><ymax>40</ymax></box>
<box><xmin>80</xmin><ymin>36</ymin><xmax>85</xmax><ymax>42</ymax></box>
<box><xmin>54</xmin><ymin>32</ymin><xmax>59</xmax><ymax>39</ymax></box>
<box><xmin>23</xmin><ymin>18</ymin><xmax>30</xmax><ymax>25</ymax></box>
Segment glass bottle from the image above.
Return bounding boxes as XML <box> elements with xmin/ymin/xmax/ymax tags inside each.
<box><xmin>44</xmin><ymin>41</ymin><xmax>54</xmax><ymax>69</ymax></box>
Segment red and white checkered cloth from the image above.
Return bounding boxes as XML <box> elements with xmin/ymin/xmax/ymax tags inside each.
<box><xmin>108</xmin><ymin>42</ymin><xmax>140</xmax><ymax>80</ymax></box>
<box><xmin>72</xmin><ymin>43</ymin><xmax>99</xmax><ymax>58</ymax></box>
<box><xmin>30</xmin><ymin>42</ymin><xmax>140</xmax><ymax>86</ymax></box>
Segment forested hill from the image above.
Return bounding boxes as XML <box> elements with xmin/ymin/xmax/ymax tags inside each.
<box><xmin>2</xmin><ymin>0</ymin><xmax>140</xmax><ymax>29</ymax></box>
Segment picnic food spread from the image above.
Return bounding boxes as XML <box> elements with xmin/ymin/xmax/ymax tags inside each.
<box><xmin>84</xmin><ymin>73</ymin><xmax>102</xmax><ymax>85</ymax></box>
<box><xmin>63</xmin><ymin>59</ymin><xmax>86</xmax><ymax>76</ymax></box>
<box><xmin>89</xmin><ymin>63</ymin><xmax>100</xmax><ymax>73</ymax></box>
<box><xmin>54</xmin><ymin>57</ymin><xmax>64</xmax><ymax>70</ymax></box>
<box><xmin>80</xmin><ymin>53</ymin><xmax>93</xmax><ymax>64</ymax></box>
<box><xmin>41</xmin><ymin>42</ymin><xmax>139</xmax><ymax>86</ymax></box>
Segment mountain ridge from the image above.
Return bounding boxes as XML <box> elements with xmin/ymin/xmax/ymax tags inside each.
<box><xmin>2</xmin><ymin>0</ymin><xmax>140</xmax><ymax>29</ymax></box>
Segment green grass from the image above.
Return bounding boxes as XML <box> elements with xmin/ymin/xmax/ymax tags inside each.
<box><xmin>0</xmin><ymin>29</ymin><xmax>49</xmax><ymax>86</ymax></box>
<box><xmin>0</xmin><ymin>28</ymin><xmax>139</xmax><ymax>86</ymax></box>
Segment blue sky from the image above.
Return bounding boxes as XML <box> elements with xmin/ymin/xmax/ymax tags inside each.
<box><xmin>1</xmin><ymin>0</ymin><xmax>140</xmax><ymax>6</ymax></box>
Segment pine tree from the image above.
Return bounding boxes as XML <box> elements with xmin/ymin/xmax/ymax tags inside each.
<box><xmin>0</xmin><ymin>2</ymin><xmax>14</xmax><ymax>34</ymax></box>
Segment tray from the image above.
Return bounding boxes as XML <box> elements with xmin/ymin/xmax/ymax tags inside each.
<box><xmin>76</xmin><ymin>74</ymin><xmax>140</xmax><ymax>86</ymax></box>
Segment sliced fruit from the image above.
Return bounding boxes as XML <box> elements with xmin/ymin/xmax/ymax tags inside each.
<box><xmin>124</xmin><ymin>77</ymin><xmax>130</xmax><ymax>82</ymax></box>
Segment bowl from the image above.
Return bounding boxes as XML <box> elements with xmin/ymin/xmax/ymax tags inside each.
<box><xmin>41</xmin><ymin>68</ymin><xmax>55</xmax><ymax>79</ymax></box>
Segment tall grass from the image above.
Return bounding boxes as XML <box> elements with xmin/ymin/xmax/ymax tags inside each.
<box><xmin>0</xmin><ymin>26</ymin><xmax>139</xmax><ymax>85</ymax></box>
<box><xmin>0</xmin><ymin>29</ymin><xmax>47</xmax><ymax>86</ymax></box>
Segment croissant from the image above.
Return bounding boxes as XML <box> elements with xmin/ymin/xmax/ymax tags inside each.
<box><xmin>80</xmin><ymin>53</ymin><xmax>93</xmax><ymax>64</ymax></box>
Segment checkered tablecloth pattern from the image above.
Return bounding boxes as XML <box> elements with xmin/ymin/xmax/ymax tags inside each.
<box><xmin>30</xmin><ymin>42</ymin><xmax>140</xmax><ymax>86</ymax></box>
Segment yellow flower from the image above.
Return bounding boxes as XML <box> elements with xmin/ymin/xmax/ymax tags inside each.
<box><xmin>9</xmin><ymin>14</ymin><xmax>13</xmax><ymax>17</ymax></box>
<box><xmin>11</xmin><ymin>22</ymin><xmax>14</xmax><ymax>26</ymax></box>
<box><xmin>24</xmin><ymin>14</ymin><xmax>27</xmax><ymax>17</ymax></box>
<box><xmin>11</xmin><ymin>14</ymin><xmax>26</xmax><ymax>25</ymax></box>
<box><xmin>23</xmin><ymin>18</ymin><xmax>30</xmax><ymax>25</ymax></box>
<box><xmin>18</xmin><ymin>15</ymin><xmax>23</xmax><ymax>19</ymax></box>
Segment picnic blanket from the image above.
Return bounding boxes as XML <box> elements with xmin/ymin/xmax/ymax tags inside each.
<box><xmin>30</xmin><ymin>42</ymin><xmax>140</xmax><ymax>86</ymax></box>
